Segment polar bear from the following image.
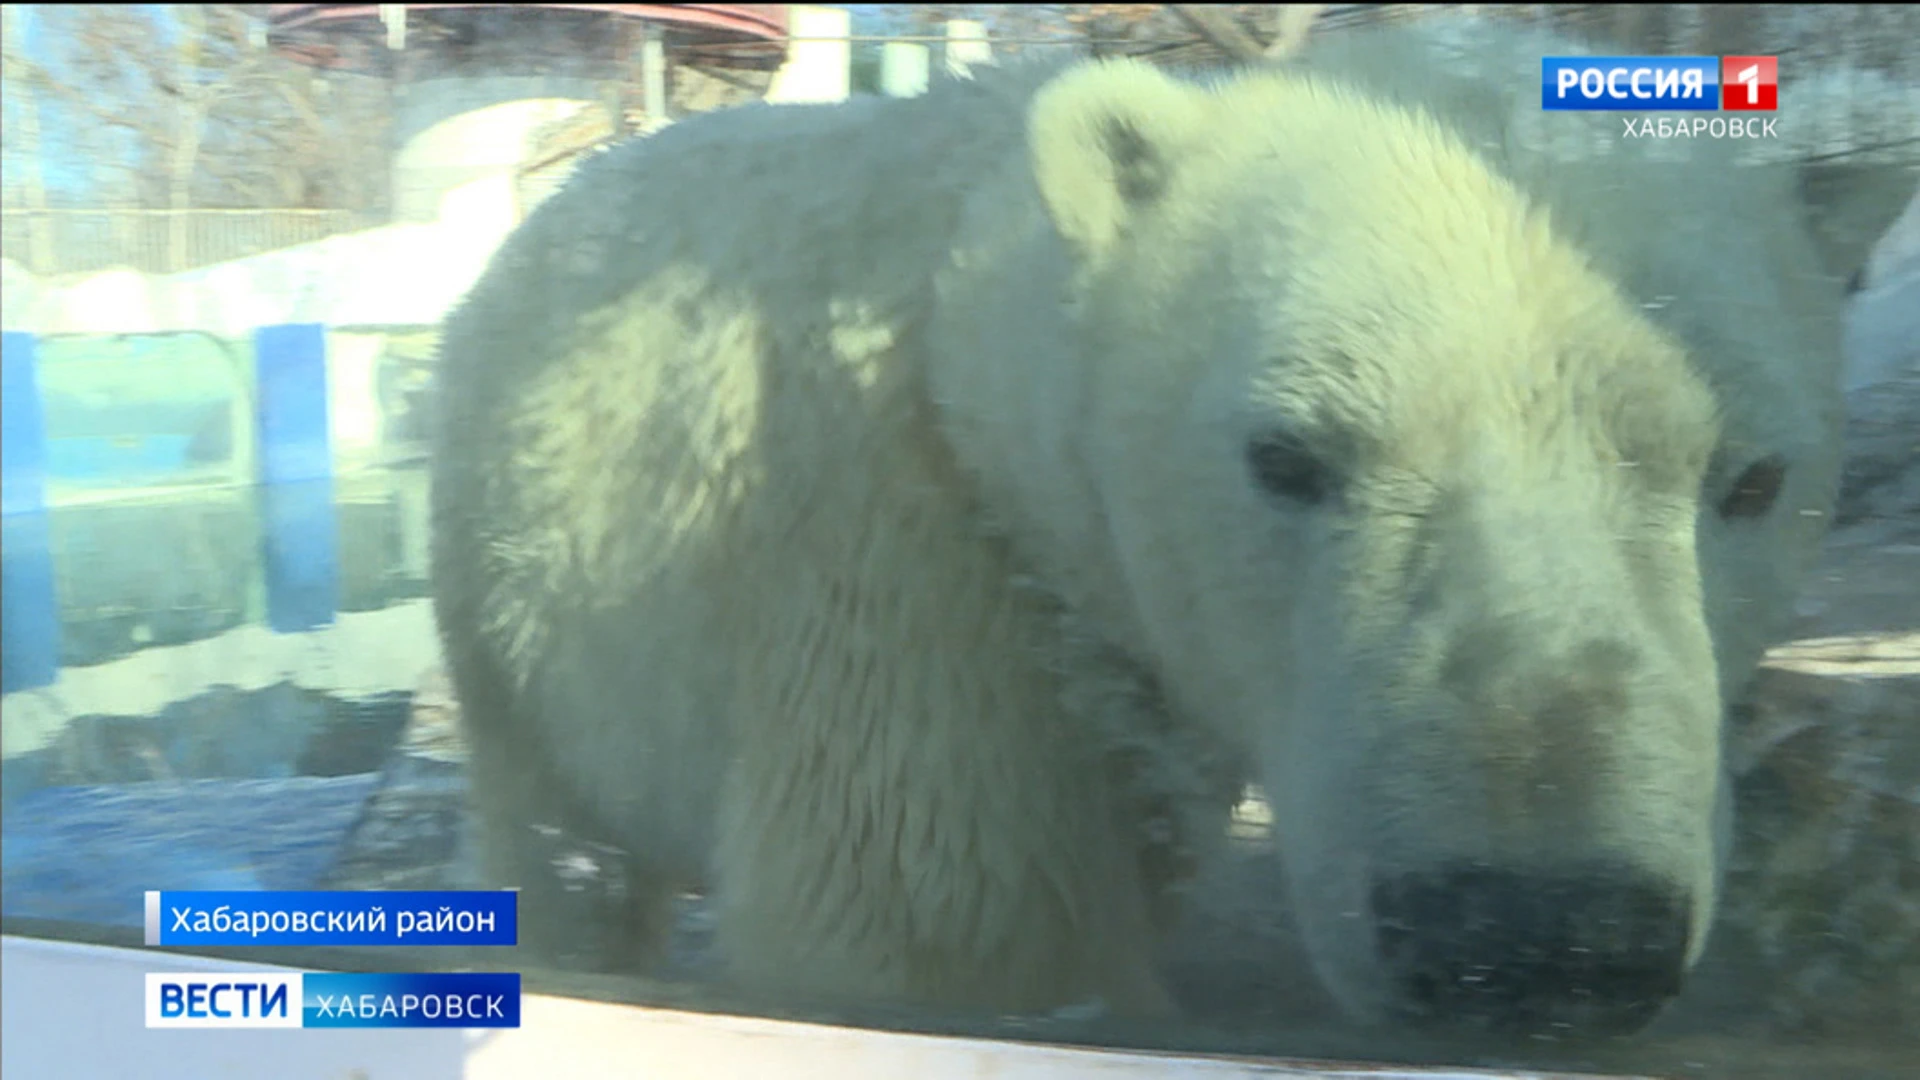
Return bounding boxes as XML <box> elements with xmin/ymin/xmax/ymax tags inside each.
<box><xmin>428</xmin><ymin>22</ymin><xmax>1846</xmax><ymax>1037</ymax></box>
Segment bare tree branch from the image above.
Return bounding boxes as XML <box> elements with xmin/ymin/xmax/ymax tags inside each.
<box><xmin>1264</xmin><ymin>5</ymin><xmax>1324</xmax><ymax>59</ymax></box>
<box><xmin>1168</xmin><ymin>5</ymin><xmax>1266</xmax><ymax>64</ymax></box>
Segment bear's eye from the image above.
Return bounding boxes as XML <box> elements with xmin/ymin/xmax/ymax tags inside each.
<box><xmin>1247</xmin><ymin>431</ymin><xmax>1336</xmax><ymax>505</ymax></box>
<box><xmin>1718</xmin><ymin>455</ymin><xmax>1788</xmax><ymax>520</ymax></box>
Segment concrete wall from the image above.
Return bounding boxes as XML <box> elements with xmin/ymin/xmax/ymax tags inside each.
<box><xmin>764</xmin><ymin>5</ymin><xmax>851</xmax><ymax>104</ymax></box>
<box><xmin>881</xmin><ymin>42</ymin><xmax>931</xmax><ymax>98</ymax></box>
<box><xmin>0</xmin><ymin>173</ymin><xmax>503</xmax><ymax>693</ymax></box>
<box><xmin>393</xmin><ymin>89</ymin><xmax>600</xmax><ymax>223</ymax></box>
<box><xmin>943</xmin><ymin>19</ymin><xmax>992</xmax><ymax>79</ymax></box>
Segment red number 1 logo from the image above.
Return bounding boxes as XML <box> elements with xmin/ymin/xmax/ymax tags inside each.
<box><xmin>1721</xmin><ymin>56</ymin><xmax>1778</xmax><ymax>111</ymax></box>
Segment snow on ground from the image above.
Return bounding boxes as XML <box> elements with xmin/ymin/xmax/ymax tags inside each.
<box><xmin>1</xmin><ymin>599</ymin><xmax>442</xmax><ymax>758</ymax></box>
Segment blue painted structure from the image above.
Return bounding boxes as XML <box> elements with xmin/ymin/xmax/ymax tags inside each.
<box><xmin>2</xmin><ymin>331</ymin><xmax>59</xmax><ymax>693</ymax></box>
<box><xmin>256</xmin><ymin>323</ymin><xmax>339</xmax><ymax>634</ymax></box>
<box><xmin>0</xmin><ymin>323</ymin><xmax>341</xmax><ymax>691</ymax></box>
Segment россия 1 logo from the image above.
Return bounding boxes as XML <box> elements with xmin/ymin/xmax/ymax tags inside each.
<box><xmin>1541</xmin><ymin>55</ymin><xmax>1778</xmax><ymax>112</ymax></box>
<box><xmin>1720</xmin><ymin>55</ymin><xmax>1779</xmax><ymax>111</ymax></box>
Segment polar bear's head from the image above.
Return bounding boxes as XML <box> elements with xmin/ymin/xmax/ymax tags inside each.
<box><xmin>1009</xmin><ymin>59</ymin><xmax>1843</xmax><ymax>1037</ymax></box>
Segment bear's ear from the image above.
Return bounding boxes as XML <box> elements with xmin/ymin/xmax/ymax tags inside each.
<box><xmin>1028</xmin><ymin>60</ymin><xmax>1210</xmax><ymax>260</ymax></box>
<box><xmin>1796</xmin><ymin>162</ymin><xmax>1919</xmax><ymax>293</ymax></box>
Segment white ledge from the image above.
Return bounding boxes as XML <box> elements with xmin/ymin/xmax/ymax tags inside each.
<box><xmin>1</xmin><ymin>934</ymin><xmax>1622</xmax><ymax>1080</ymax></box>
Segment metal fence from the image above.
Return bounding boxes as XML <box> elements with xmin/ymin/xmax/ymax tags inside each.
<box><xmin>0</xmin><ymin>208</ymin><xmax>371</xmax><ymax>278</ymax></box>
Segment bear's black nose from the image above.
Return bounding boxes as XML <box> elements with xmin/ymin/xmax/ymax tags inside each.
<box><xmin>1370</xmin><ymin>864</ymin><xmax>1691</xmax><ymax>1036</ymax></box>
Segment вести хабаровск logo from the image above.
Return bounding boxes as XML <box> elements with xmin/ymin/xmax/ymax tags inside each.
<box><xmin>142</xmin><ymin>889</ymin><xmax>522</xmax><ymax>1029</ymax></box>
<box><xmin>145</xmin><ymin>972</ymin><xmax>522</xmax><ymax>1029</ymax></box>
